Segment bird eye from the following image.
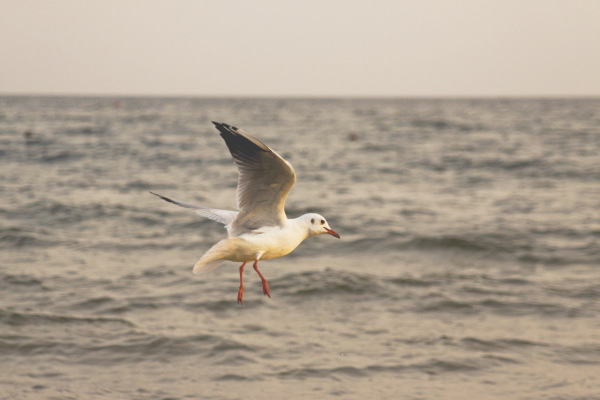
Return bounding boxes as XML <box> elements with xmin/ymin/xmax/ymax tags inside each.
<box><xmin>321</xmin><ymin>220</ymin><xmax>325</xmax><ymax>225</ymax></box>
<box><xmin>311</xmin><ymin>218</ymin><xmax>314</xmax><ymax>224</ymax></box>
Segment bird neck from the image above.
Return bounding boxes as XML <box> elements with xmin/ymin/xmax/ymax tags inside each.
<box><xmin>289</xmin><ymin>216</ymin><xmax>316</xmax><ymax>239</ymax></box>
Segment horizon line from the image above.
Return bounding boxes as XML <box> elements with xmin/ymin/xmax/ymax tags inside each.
<box><xmin>1</xmin><ymin>92</ymin><xmax>599</xmax><ymax>100</ymax></box>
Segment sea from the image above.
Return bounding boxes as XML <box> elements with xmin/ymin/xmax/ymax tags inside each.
<box><xmin>1</xmin><ymin>96</ymin><xmax>599</xmax><ymax>400</ymax></box>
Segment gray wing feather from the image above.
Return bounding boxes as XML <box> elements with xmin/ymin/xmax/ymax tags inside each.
<box><xmin>212</xmin><ymin>122</ymin><xmax>296</xmax><ymax>236</ymax></box>
<box><xmin>150</xmin><ymin>192</ymin><xmax>238</xmax><ymax>228</ymax></box>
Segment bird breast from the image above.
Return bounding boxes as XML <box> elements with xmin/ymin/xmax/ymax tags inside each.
<box><xmin>231</xmin><ymin>224</ymin><xmax>307</xmax><ymax>261</ymax></box>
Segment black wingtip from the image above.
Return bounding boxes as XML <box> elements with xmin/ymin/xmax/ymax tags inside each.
<box><xmin>149</xmin><ymin>191</ymin><xmax>165</xmax><ymax>200</ymax></box>
<box><xmin>212</xmin><ymin>121</ymin><xmax>226</xmax><ymax>131</ymax></box>
<box><xmin>149</xmin><ymin>191</ymin><xmax>179</xmax><ymax>206</ymax></box>
<box><xmin>212</xmin><ymin>122</ymin><xmax>271</xmax><ymax>162</ymax></box>
<box><xmin>212</xmin><ymin>121</ymin><xmax>230</xmax><ymax>128</ymax></box>
<box><xmin>212</xmin><ymin>121</ymin><xmax>239</xmax><ymax>134</ymax></box>
<box><xmin>149</xmin><ymin>191</ymin><xmax>169</xmax><ymax>201</ymax></box>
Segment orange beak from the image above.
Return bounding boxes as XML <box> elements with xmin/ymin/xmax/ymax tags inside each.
<box><xmin>324</xmin><ymin>227</ymin><xmax>340</xmax><ymax>239</ymax></box>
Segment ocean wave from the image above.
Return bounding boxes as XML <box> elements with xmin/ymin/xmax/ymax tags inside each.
<box><xmin>416</xmin><ymin>154</ymin><xmax>600</xmax><ymax>181</ymax></box>
<box><xmin>273</xmin><ymin>355</ymin><xmax>514</xmax><ymax>381</ymax></box>
<box><xmin>415</xmin><ymin>297</ymin><xmax>578</xmax><ymax>317</ymax></box>
<box><xmin>215</xmin><ymin>373</ymin><xmax>255</xmax><ymax>381</ymax></box>
<box><xmin>0</xmin><ymin>273</ymin><xmax>47</xmax><ymax>290</ymax></box>
<box><xmin>0</xmin><ymin>226</ymin><xmax>59</xmax><ymax>248</ymax></box>
<box><xmin>555</xmin><ymin>343</ymin><xmax>600</xmax><ymax>365</ymax></box>
<box><xmin>63</xmin><ymin>125</ymin><xmax>107</xmax><ymax>136</ymax></box>
<box><xmin>460</xmin><ymin>337</ymin><xmax>547</xmax><ymax>352</ymax></box>
<box><xmin>517</xmin><ymin>243</ymin><xmax>600</xmax><ymax>266</ymax></box>
<box><xmin>339</xmin><ymin>232</ymin><xmax>518</xmax><ymax>256</ymax></box>
<box><xmin>0</xmin><ymin>317</ymin><xmax>255</xmax><ymax>364</ymax></box>
<box><xmin>411</xmin><ymin>118</ymin><xmax>483</xmax><ymax>132</ymax></box>
<box><xmin>334</xmin><ymin>229</ymin><xmax>598</xmax><ymax>266</ymax></box>
<box><xmin>275</xmin><ymin>365</ymin><xmax>367</xmax><ymax>380</ymax></box>
<box><xmin>544</xmin><ymin>283</ymin><xmax>600</xmax><ymax>300</ymax></box>
<box><xmin>267</xmin><ymin>269</ymin><xmax>594</xmax><ymax>318</ymax></box>
<box><xmin>41</xmin><ymin>150</ymin><xmax>83</xmax><ymax>163</ymax></box>
<box><xmin>10</xmin><ymin>199</ymin><xmax>125</xmax><ymax>226</ymax></box>
<box><xmin>0</xmin><ymin>309</ymin><xmax>135</xmax><ymax>328</ymax></box>
<box><xmin>183</xmin><ymin>297</ymin><xmax>266</xmax><ymax>313</ymax></box>
<box><xmin>10</xmin><ymin>199</ymin><xmax>177</xmax><ymax>232</ymax></box>
<box><xmin>404</xmin><ymin>235</ymin><xmax>507</xmax><ymax>252</ymax></box>
<box><xmin>274</xmin><ymin>270</ymin><xmax>383</xmax><ymax>299</ymax></box>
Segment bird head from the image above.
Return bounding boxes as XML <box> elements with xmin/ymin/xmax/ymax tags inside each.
<box><xmin>302</xmin><ymin>213</ymin><xmax>340</xmax><ymax>238</ymax></box>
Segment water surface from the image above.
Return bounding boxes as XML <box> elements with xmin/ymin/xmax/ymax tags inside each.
<box><xmin>1</xmin><ymin>96</ymin><xmax>600</xmax><ymax>399</ymax></box>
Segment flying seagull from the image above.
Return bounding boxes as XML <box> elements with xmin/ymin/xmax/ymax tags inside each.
<box><xmin>151</xmin><ymin>122</ymin><xmax>340</xmax><ymax>304</ymax></box>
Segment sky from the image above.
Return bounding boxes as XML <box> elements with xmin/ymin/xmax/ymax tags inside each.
<box><xmin>1</xmin><ymin>0</ymin><xmax>599</xmax><ymax>97</ymax></box>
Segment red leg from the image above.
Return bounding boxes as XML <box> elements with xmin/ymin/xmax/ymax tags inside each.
<box><xmin>253</xmin><ymin>260</ymin><xmax>271</xmax><ymax>298</ymax></box>
<box><xmin>237</xmin><ymin>261</ymin><xmax>247</xmax><ymax>304</ymax></box>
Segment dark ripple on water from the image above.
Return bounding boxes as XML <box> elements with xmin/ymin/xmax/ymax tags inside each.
<box><xmin>0</xmin><ymin>306</ymin><xmax>258</xmax><ymax>364</ymax></box>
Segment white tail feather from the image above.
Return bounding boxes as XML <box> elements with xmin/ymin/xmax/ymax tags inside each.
<box><xmin>192</xmin><ymin>239</ymin><xmax>236</xmax><ymax>274</ymax></box>
<box><xmin>193</xmin><ymin>259</ymin><xmax>226</xmax><ymax>274</ymax></box>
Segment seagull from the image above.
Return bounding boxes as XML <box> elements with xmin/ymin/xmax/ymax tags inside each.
<box><xmin>151</xmin><ymin>122</ymin><xmax>340</xmax><ymax>304</ymax></box>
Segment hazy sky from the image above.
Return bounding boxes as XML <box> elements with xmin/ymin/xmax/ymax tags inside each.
<box><xmin>1</xmin><ymin>0</ymin><xmax>599</xmax><ymax>97</ymax></box>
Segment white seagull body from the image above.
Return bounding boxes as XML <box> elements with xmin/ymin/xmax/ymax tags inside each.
<box><xmin>152</xmin><ymin>122</ymin><xmax>340</xmax><ymax>304</ymax></box>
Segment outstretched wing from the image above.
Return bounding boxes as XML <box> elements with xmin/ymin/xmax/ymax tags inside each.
<box><xmin>212</xmin><ymin>122</ymin><xmax>296</xmax><ymax>236</ymax></box>
<box><xmin>150</xmin><ymin>192</ymin><xmax>238</xmax><ymax>229</ymax></box>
